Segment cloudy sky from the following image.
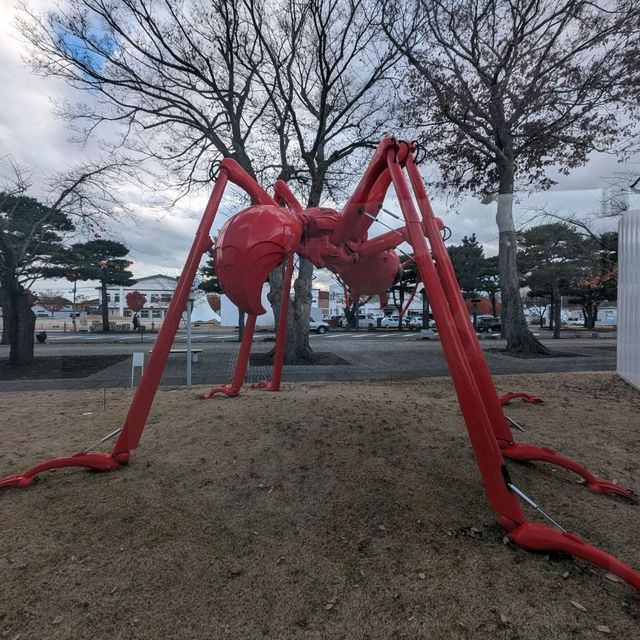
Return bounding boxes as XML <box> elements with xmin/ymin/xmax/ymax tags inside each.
<box><xmin>2</xmin><ymin>1</ymin><xmax>639</xmax><ymax>299</ymax></box>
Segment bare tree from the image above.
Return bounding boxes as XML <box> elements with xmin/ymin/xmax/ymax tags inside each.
<box><xmin>21</xmin><ymin>0</ymin><xmax>399</xmax><ymax>361</ymax></box>
<box><xmin>19</xmin><ymin>0</ymin><xmax>275</xmax><ymax>191</ymax></box>
<box><xmin>248</xmin><ymin>0</ymin><xmax>401</xmax><ymax>359</ymax></box>
<box><xmin>36</xmin><ymin>290</ymin><xmax>68</xmax><ymax>317</ymax></box>
<box><xmin>384</xmin><ymin>0</ymin><xmax>638</xmax><ymax>353</ymax></box>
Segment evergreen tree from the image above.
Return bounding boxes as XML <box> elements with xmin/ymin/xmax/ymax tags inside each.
<box><xmin>567</xmin><ymin>232</ymin><xmax>618</xmax><ymax>329</ymax></box>
<box><xmin>518</xmin><ymin>224</ymin><xmax>583</xmax><ymax>339</ymax></box>
<box><xmin>447</xmin><ymin>234</ymin><xmax>484</xmax><ymax>298</ymax></box>
<box><xmin>479</xmin><ymin>255</ymin><xmax>500</xmax><ymax>317</ymax></box>
<box><xmin>48</xmin><ymin>240</ymin><xmax>135</xmax><ymax>332</ymax></box>
<box><xmin>0</xmin><ymin>192</ymin><xmax>74</xmax><ymax>365</ymax></box>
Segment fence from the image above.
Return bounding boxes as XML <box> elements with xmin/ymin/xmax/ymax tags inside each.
<box><xmin>617</xmin><ymin>209</ymin><xmax>640</xmax><ymax>390</ymax></box>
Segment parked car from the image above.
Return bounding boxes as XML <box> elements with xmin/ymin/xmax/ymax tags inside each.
<box><xmin>325</xmin><ymin>315</ymin><xmax>343</xmax><ymax>328</ymax></box>
<box><xmin>476</xmin><ymin>316</ymin><xmax>501</xmax><ymax>333</ymax></box>
<box><xmin>381</xmin><ymin>315</ymin><xmax>405</xmax><ymax>328</ymax></box>
<box><xmin>310</xmin><ymin>318</ymin><xmax>329</xmax><ymax>334</ymax></box>
<box><xmin>339</xmin><ymin>313</ymin><xmax>379</xmax><ymax>328</ymax></box>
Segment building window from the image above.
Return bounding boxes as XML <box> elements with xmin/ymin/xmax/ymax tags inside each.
<box><xmin>161</xmin><ymin>294</ymin><xmax>172</xmax><ymax>303</ymax></box>
<box><xmin>150</xmin><ymin>294</ymin><xmax>159</xmax><ymax>303</ymax></box>
<box><xmin>124</xmin><ymin>309</ymin><xmax>132</xmax><ymax>317</ymax></box>
<box><xmin>140</xmin><ymin>310</ymin><xmax>149</xmax><ymax>318</ymax></box>
<box><xmin>114</xmin><ymin>293</ymin><xmax>120</xmax><ymax>303</ymax></box>
<box><xmin>106</xmin><ymin>293</ymin><xmax>111</xmax><ymax>302</ymax></box>
<box><xmin>152</xmin><ymin>309</ymin><xmax>163</xmax><ymax>319</ymax></box>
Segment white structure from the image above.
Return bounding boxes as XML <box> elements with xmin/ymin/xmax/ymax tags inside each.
<box><xmin>219</xmin><ymin>284</ymin><xmax>327</xmax><ymax>327</ymax></box>
<box><xmin>617</xmin><ymin>209</ymin><xmax>640</xmax><ymax>390</ymax></box>
<box><xmin>220</xmin><ymin>284</ymin><xmax>275</xmax><ymax>327</ymax></box>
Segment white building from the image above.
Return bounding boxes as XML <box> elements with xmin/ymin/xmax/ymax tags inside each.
<box><xmin>103</xmin><ymin>274</ymin><xmax>178</xmax><ymax>322</ymax></box>
<box><xmin>328</xmin><ymin>282</ymin><xmax>424</xmax><ymax>318</ymax></box>
<box><xmin>103</xmin><ymin>274</ymin><xmax>219</xmax><ymax>324</ymax></box>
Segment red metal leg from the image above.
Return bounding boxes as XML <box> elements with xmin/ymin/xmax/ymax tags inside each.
<box><xmin>202</xmin><ymin>314</ymin><xmax>257</xmax><ymax>399</ymax></box>
<box><xmin>1</xmin><ymin>169</ymin><xmax>232</xmax><ymax>488</ymax></box>
<box><xmin>113</xmin><ymin>171</ymin><xmax>230</xmax><ymax>454</ymax></box>
<box><xmin>387</xmin><ymin>149</ymin><xmax>525</xmax><ymax>527</ymax></box>
<box><xmin>406</xmin><ymin>156</ymin><xmax>514</xmax><ymax>444</ymax></box>
<box><xmin>1</xmin><ymin>159</ymin><xmax>275</xmax><ymax>489</ymax></box>
<box><xmin>404</xmin><ymin>155</ymin><xmax>629</xmax><ymax>496</ymax></box>
<box><xmin>499</xmin><ymin>391</ymin><xmax>543</xmax><ymax>405</ymax></box>
<box><xmin>274</xmin><ymin>180</ymin><xmax>303</xmax><ymax>213</ymax></box>
<box><xmin>0</xmin><ymin>452</ymin><xmax>121</xmax><ymax>489</ymax></box>
<box><xmin>114</xmin><ymin>159</ymin><xmax>273</xmax><ymax>450</ymax></box>
<box><xmin>252</xmin><ymin>255</ymin><xmax>294</xmax><ymax>392</ymax></box>
<box><xmin>399</xmin><ymin>144</ymin><xmax>640</xmax><ymax>592</ymax></box>
<box><xmin>509</xmin><ymin>523</ymin><xmax>640</xmax><ymax>590</ymax></box>
<box><xmin>501</xmin><ymin>442</ymin><xmax>633</xmax><ymax>498</ymax></box>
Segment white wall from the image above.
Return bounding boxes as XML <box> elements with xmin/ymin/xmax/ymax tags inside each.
<box><xmin>220</xmin><ymin>284</ymin><xmax>275</xmax><ymax>327</ymax></box>
<box><xmin>617</xmin><ymin>209</ymin><xmax>640</xmax><ymax>390</ymax></box>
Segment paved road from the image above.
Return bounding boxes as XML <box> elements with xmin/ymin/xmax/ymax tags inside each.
<box><xmin>28</xmin><ymin>326</ymin><xmax>616</xmax><ymax>344</ymax></box>
<box><xmin>0</xmin><ymin>330</ymin><xmax>617</xmax><ymax>393</ymax></box>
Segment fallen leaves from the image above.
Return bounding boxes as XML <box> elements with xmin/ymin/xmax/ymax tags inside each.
<box><xmin>596</xmin><ymin>625</ymin><xmax>611</xmax><ymax>634</ymax></box>
<box><xmin>325</xmin><ymin>594</ymin><xmax>338</xmax><ymax>611</ymax></box>
<box><xmin>570</xmin><ymin>600</ymin><xmax>587</xmax><ymax>612</ymax></box>
<box><xmin>52</xmin><ymin>616</ymin><xmax>63</xmax><ymax>625</ymax></box>
<box><xmin>227</xmin><ymin>561</ymin><xmax>242</xmax><ymax>576</ymax></box>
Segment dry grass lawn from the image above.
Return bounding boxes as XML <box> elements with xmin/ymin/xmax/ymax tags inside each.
<box><xmin>1</xmin><ymin>372</ymin><xmax>639</xmax><ymax>639</ymax></box>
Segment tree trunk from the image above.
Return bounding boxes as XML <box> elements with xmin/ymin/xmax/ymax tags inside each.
<box><xmin>496</xmin><ymin>164</ymin><xmax>548</xmax><ymax>354</ymax></box>
<box><xmin>0</xmin><ymin>289</ymin><xmax>9</xmax><ymax>345</ymax></box>
<box><xmin>583</xmin><ymin>299</ymin><xmax>597</xmax><ymax>330</ymax></box>
<box><xmin>101</xmin><ymin>280</ymin><xmax>110</xmax><ymax>332</ymax></box>
<box><xmin>398</xmin><ymin>288</ymin><xmax>405</xmax><ymax>331</ymax></box>
<box><xmin>267</xmin><ymin>258</ymin><xmax>313</xmax><ymax>363</ymax></box>
<box><xmin>238</xmin><ymin>308</ymin><xmax>245</xmax><ymax>342</ymax></box>
<box><xmin>489</xmin><ymin>292</ymin><xmax>497</xmax><ymax>318</ymax></box>
<box><xmin>290</xmin><ymin>258</ymin><xmax>314</xmax><ymax>359</ymax></box>
<box><xmin>552</xmin><ymin>283</ymin><xmax>561</xmax><ymax>340</ymax></box>
<box><xmin>4</xmin><ymin>286</ymin><xmax>36</xmax><ymax>366</ymax></box>
<box><xmin>421</xmin><ymin>290</ymin><xmax>429</xmax><ymax>329</ymax></box>
<box><xmin>548</xmin><ymin>300</ymin><xmax>554</xmax><ymax>332</ymax></box>
<box><xmin>265</xmin><ymin>176</ymin><xmax>320</xmax><ymax>363</ymax></box>
<box><xmin>267</xmin><ymin>263</ymin><xmax>286</xmax><ymax>331</ymax></box>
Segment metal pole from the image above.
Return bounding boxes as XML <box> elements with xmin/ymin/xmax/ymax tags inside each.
<box><xmin>72</xmin><ymin>280</ymin><xmax>77</xmax><ymax>332</ymax></box>
<box><xmin>186</xmin><ymin>296</ymin><xmax>193</xmax><ymax>389</ymax></box>
<box><xmin>507</xmin><ymin>483</ymin><xmax>567</xmax><ymax>532</ymax></box>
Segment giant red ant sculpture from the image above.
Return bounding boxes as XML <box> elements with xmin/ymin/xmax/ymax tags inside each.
<box><xmin>1</xmin><ymin>138</ymin><xmax>638</xmax><ymax>594</ymax></box>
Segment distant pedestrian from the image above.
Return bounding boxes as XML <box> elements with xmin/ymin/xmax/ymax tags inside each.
<box><xmin>132</xmin><ymin>313</ymin><xmax>140</xmax><ymax>331</ymax></box>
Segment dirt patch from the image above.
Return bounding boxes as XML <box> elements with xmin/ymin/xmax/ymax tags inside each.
<box><xmin>1</xmin><ymin>373</ymin><xmax>639</xmax><ymax>639</ymax></box>
<box><xmin>0</xmin><ymin>354</ymin><xmax>128</xmax><ymax>380</ymax></box>
<box><xmin>250</xmin><ymin>351</ymin><xmax>350</xmax><ymax>366</ymax></box>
